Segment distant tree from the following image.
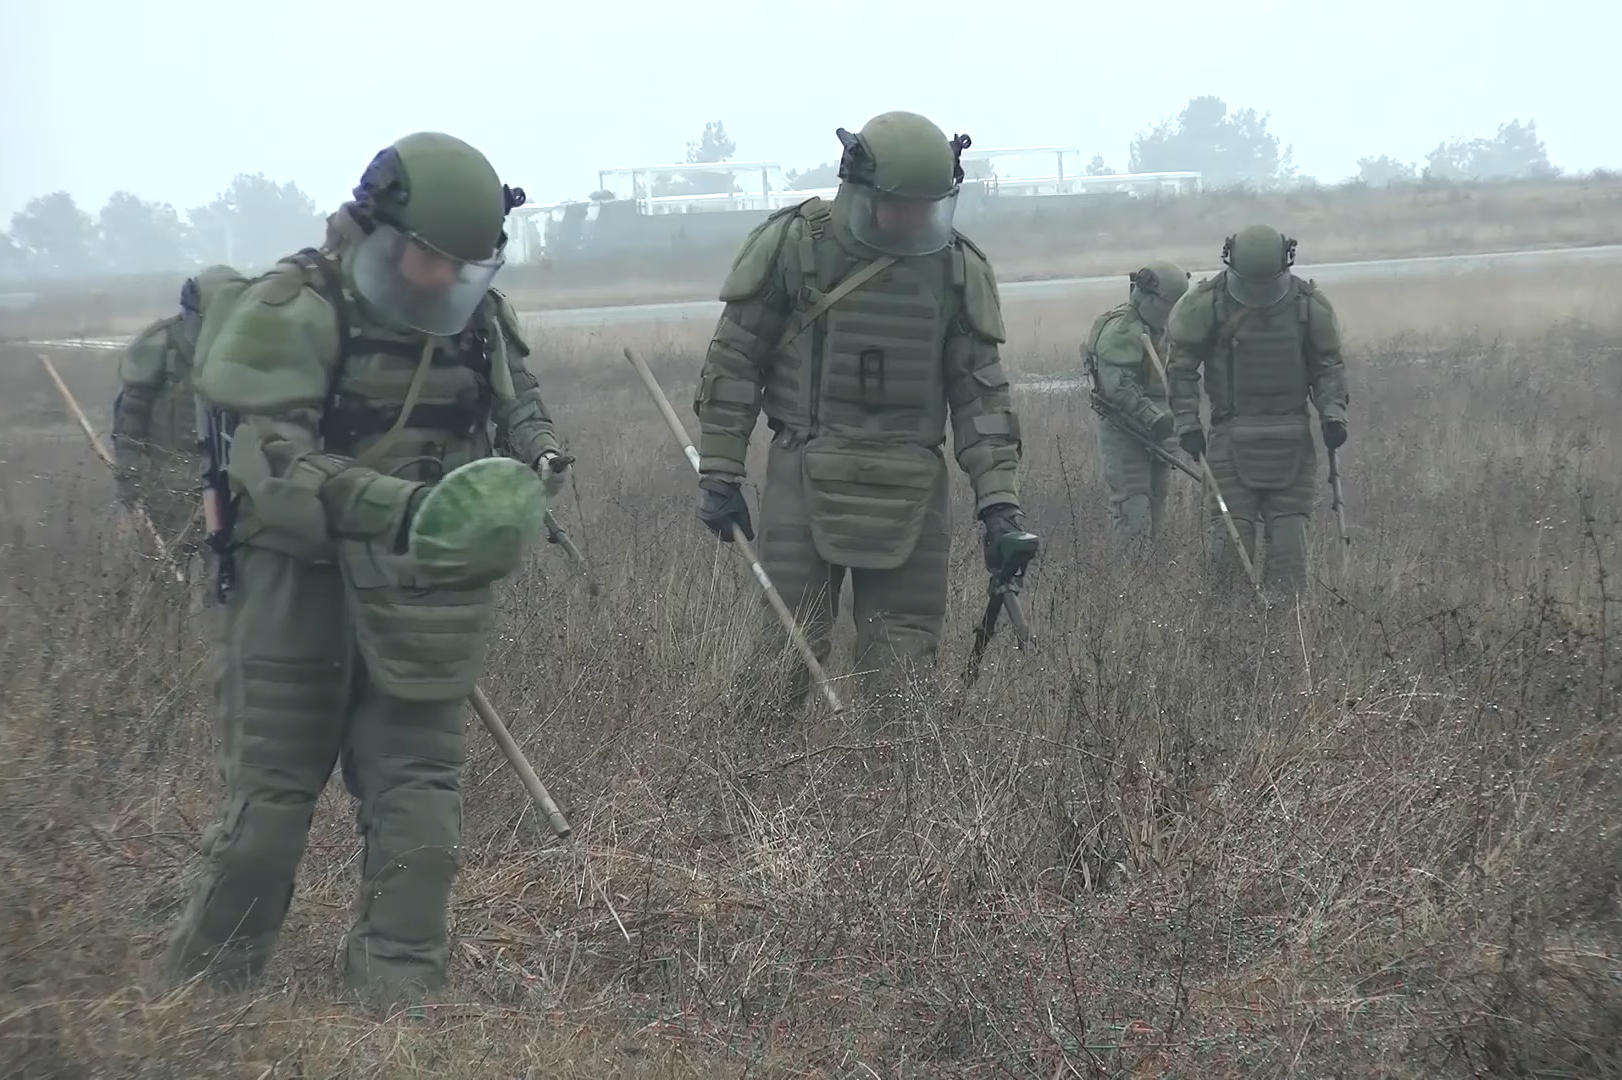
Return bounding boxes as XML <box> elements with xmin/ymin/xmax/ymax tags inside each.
<box><xmin>1128</xmin><ymin>95</ymin><xmax>1296</xmax><ymax>189</ymax></box>
<box><xmin>588</xmin><ymin>188</ymin><xmax>617</xmax><ymax>201</ymax></box>
<box><xmin>1085</xmin><ymin>153</ymin><xmax>1117</xmax><ymax>176</ymax></box>
<box><xmin>188</xmin><ymin>173</ymin><xmax>324</xmax><ymax>269</ymax></box>
<box><xmin>98</xmin><ymin>191</ymin><xmax>189</xmax><ymax>274</ymax></box>
<box><xmin>1354</xmin><ymin>154</ymin><xmax>1419</xmax><ymax>186</ymax></box>
<box><xmin>785</xmin><ymin>161</ymin><xmax>840</xmax><ymax>190</ymax></box>
<box><xmin>9</xmin><ymin>191</ymin><xmax>99</xmax><ymax>277</ymax></box>
<box><xmin>1424</xmin><ymin>119</ymin><xmax>1559</xmax><ymax>182</ymax></box>
<box><xmin>0</xmin><ymin>231</ymin><xmax>25</xmax><ymax>279</ymax></box>
<box><xmin>655</xmin><ymin>120</ymin><xmax>740</xmax><ymax>198</ymax></box>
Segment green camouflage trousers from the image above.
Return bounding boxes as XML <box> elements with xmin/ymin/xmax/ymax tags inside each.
<box><xmin>163</xmin><ymin>545</ymin><xmax>467</xmax><ymax>1001</ymax></box>
<box><xmin>1203</xmin><ymin>418</ymin><xmax>1317</xmax><ymax>593</ymax></box>
<box><xmin>746</xmin><ymin>438</ymin><xmax>951</xmax><ymax>707</ymax></box>
<box><xmin>1096</xmin><ymin>418</ymin><xmax>1173</xmax><ymax>542</ymax></box>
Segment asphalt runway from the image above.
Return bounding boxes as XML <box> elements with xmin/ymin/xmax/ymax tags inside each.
<box><xmin>24</xmin><ymin>242</ymin><xmax>1622</xmax><ymax>352</ymax></box>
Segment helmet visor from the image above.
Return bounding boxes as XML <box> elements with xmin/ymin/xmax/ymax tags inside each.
<box><xmin>1224</xmin><ymin>267</ymin><xmax>1291</xmax><ymax>308</ymax></box>
<box><xmin>351</xmin><ymin>221</ymin><xmax>505</xmax><ymax>336</ymax></box>
<box><xmin>1134</xmin><ymin>293</ymin><xmax>1176</xmax><ymax>330</ymax></box>
<box><xmin>847</xmin><ymin>186</ymin><xmax>959</xmax><ymax>257</ymax></box>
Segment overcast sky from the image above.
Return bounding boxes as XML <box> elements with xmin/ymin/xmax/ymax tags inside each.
<box><xmin>2</xmin><ymin>0</ymin><xmax>1618</xmax><ymax>222</ymax></box>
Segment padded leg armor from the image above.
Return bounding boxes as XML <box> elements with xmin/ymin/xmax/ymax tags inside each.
<box><xmin>1097</xmin><ymin>420</ymin><xmax>1171</xmax><ymax>543</ymax></box>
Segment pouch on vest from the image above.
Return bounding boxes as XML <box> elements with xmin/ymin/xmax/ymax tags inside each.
<box><xmin>800</xmin><ymin>435</ymin><xmax>945</xmax><ymax>570</ymax></box>
<box><xmin>334</xmin><ymin>538</ymin><xmax>496</xmax><ymax>702</ymax></box>
<box><xmin>1222</xmin><ymin>414</ymin><xmax>1313</xmax><ymax>490</ymax></box>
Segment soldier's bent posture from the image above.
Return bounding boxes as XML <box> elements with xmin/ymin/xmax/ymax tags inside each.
<box><xmin>1166</xmin><ymin>225</ymin><xmax>1349</xmax><ymax>593</ymax></box>
<box><xmin>691</xmin><ymin>110</ymin><xmax>1030</xmax><ymax>705</ymax></box>
<box><xmin>164</xmin><ymin>131</ymin><xmax>565</xmax><ymax>1002</ymax></box>
<box><xmin>1082</xmin><ymin>260</ymin><xmax>1190</xmax><ymax>542</ymax></box>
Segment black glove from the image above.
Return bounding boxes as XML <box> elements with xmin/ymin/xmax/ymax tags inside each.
<box><xmin>697</xmin><ymin>476</ymin><xmax>754</xmax><ymax>541</ymax></box>
<box><xmin>1148</xmin><ymin>410</ymin><xmax>1174</xmax><ymax>442</ymax></box>
<box><xmin>1322</xmin><ymin>420</ymin><xmax>1347</xmax><ymax>450</ymax></box>
<box><xmin>1179</xmin><ymin>429</ymin><xmax>1206</xmax><ymax>461</ymax></box>
<box><xmin>979</xmin><ymin>503</ymin><xmax>1031</xmax><ymax>573</ymax></box>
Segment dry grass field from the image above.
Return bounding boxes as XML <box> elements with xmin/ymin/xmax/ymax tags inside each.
<box><xmin>2</xmin><ymin>260</ymin><xmax>1620</xmax><ymax>1078</ymax></box>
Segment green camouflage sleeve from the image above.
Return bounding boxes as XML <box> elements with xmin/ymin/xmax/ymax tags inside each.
<box><xmin>194</xmin><ymin>270</ymin><xmax>425</xmax><ymax>550</ymax></box>
<box><xmin>484</xmin><ymin>291</ymin><xmax>561</xmax><ymax>466</ymax></box>
<box><xmin>946</xmin><ymin>239</ymin><xmax>1021</xmax><ymax>514</ymax></box>
<box><xmin>1304</xmin><ymin>287</ymin><xmax>1350</xmax><ymax>424</ymax></box>
<box><xmin>1164</xmin><ymin>288</ymin><xmax>1212</xmax><ymax>436</ymax></box>
<box><xmin>693</xmin><ymin>215</ymin><xmax>796</xmax><ymax>478</ymax></box>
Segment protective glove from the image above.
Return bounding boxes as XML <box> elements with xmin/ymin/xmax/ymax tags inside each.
<box><xmin>698</xmin><ymin>475</ymin><xmax>754</xmax><ymax>541</ymax></box>
<box><xmin>1179</xmin><ymin>429</ymin><xmax>1206</xmax><ymax>461</ymax></box>
<box><xmin>536</xmin><ymin>449</ymin><xmax>572</xmax><ymax>501</ymax></box>
<box><xmin>978</xmin><ymin>503</ymin><xmax>1031</xmax><ymax>573</ymax></box>
<box><xmin>1147</xmin><ymin>408</ymin><xmax>1174</xmax><ymax>442</ymax></box>
<box><xmin>1322</xmin><ymin>420</ymin><xmax>1347</xmax><ymax>450</ymax></box>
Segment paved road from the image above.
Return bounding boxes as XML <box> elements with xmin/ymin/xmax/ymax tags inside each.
<box><xmin>23</xmin><ymin>243</ymin><xmax>1622</xmax><ymax>352</ymax></box>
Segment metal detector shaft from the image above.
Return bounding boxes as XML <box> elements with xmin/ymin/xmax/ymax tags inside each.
<box><xmin>1327</xmin><ymin>448</ymin><xmax>1350</xmax><ymax>545</ymax></box>
<box><xmin>621</xmin><ymin>345</ymin><xmax>844</xmax><ymax>714</ymax></box>
<box><xmin>1137</xmin><ymin>335</ymin><xmax>1263</xmax><ymax>592</ymax></box>
<box><xmin>38</xmin><ymin>353</ymin><xmax>186</xmax><ymax>580</ymax></box>
<box><xmin>470</xmin><ymin>686</ymin><xmax>572</xmax><ymax>840</ymax></box>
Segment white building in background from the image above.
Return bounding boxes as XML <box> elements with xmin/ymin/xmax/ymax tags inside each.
<box><xmin>506</xmin><ymin>147</ymin><xmax>1203</xmax><ymax>263</ymax></box>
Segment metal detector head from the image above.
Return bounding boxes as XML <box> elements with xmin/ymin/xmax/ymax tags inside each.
<box><xmin>988</xmin><ymin>529</ymin><xmax>1040</xmax><ymax>586</ymax></box>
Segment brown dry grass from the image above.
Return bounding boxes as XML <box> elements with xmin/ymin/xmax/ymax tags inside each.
<box><xmin>4</xmin><ymin>174</ymin><xmax>1620</xmax><ymax>338</ymax></box>
<box><xmin>2</xmin><ymin>264</ymin><xmax>1620</xmax><ymax>1078</ymax></box>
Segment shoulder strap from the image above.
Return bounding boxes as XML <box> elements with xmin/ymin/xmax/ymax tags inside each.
<box><xmin>287</xmin><ymin>247</ymin><xmax>350</xmax><ymax>360</ymax></box>
<box><xmin>776</xmin><ymin>255</ymin><xmax>897</xmax><ymax>351</ymax></box>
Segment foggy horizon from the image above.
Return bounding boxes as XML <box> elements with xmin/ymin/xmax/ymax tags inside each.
<box><xmin>2</xmin><ymin>0</ymin><xmax>1618</xmax><ymax>222</ymax></box>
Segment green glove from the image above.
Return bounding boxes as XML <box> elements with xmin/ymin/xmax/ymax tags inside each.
<box><xmin>408</xmin><ymin>456</ymin><xmax>549</xmax><ymax>587</ymax></box>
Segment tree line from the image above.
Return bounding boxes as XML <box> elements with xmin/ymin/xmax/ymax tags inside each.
<box><xmin>0</xmin><ymin>98</ymin><xmax>1577</xmax><ymax>283</ymax></box>
<box><xmin>2</xmin><ymin>173</ymin><xmax>327</xmax><ymax>283</ymax></box>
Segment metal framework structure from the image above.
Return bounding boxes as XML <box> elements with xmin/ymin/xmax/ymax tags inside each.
<box><xmin>503</xmin><ymin>146</ymin><xmax>1203</xmax><ymax>260</ymax></box>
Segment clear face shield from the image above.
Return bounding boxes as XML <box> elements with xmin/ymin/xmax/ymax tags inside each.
<box><xmin>846</xmin><ymin>185</ymin><xmax>960</xmax><ymax>257</ymax></box>
<box><xmin>349</xmin><ymin>221</ymin><xmax>506</xmax><ymax>336</ymax></box>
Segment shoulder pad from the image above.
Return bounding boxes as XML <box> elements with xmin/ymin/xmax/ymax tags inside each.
<box><xmin>486</xmin><ymin>287</ymin><xmax>530</xmax><ymax>358</ymax></box>
<box><xmin>1092</xmin><ymin>305</ymin><xmax>1146</xmax><ymax>364</ymax></box>
<box><xmin>718</xmin><ymin>205</ymin><xmax>805</xmax><ymax>303</ymax></box>
<box><xmin>118</xmin><ymin>316</ymin><xmax>181</xmax><ymax>388</ymax></box>
<box><xmin>1303</xmin><ymin>284</ymin><xmax>1342</xmax><ymax>353</ymax></box>
<box><xmin>1166</xmin><ymin>282</ymin><xmax>1217</xmax><ymax>346</ymax></box>
<box><xmin>193</xmin><ymin>273</ymin><xmax>341</xmax><ymax>415</ymax></box>
<box><xmin>954</xmin><ymin>231</ymin><xmax>1006</xmax><ymax>344</ymax></box>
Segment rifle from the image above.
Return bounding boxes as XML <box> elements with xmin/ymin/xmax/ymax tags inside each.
<box><xmin>1086</xmin><ymin>390</ymin><xmax>1202</xmax><ymax>483</ymax></box>
<box><xmin>965</xmin><ymin>524</ymin><xmax>1039</xmax><ymax>683</ymax></box>
<box><xmin>1327</xmin><ymin>447</ymin><xmax>1350</xmax><ymax>545</ymax></box>
<box><xmin>195</xmin><ymin>395</ymin><xmax>238</xmax><ymax>603</ymax></box>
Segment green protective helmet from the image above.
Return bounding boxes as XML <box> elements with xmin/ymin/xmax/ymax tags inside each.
<box><xmin>835</xmin><ymin>111</ymin><xmax>971</xmax><ymax>257</ymax></box>
<box><xmin>347</xmin><ymin>132</ymin><xmax>529</xmax><ymax>335</ymax></box>
<box><xmin>1127</xmin><ymin>258</ymin><xmax>1191</xmax><ymax>331</ymax></box>
<box><xmin>1221</xmin><ymin>224</ymin><xmax>1298</xmax><ymax>308</ymax></box>
<box><xmin>408</xmin><ymin>455</ymin><xmax>550</xmax><ymax>588</ymax></box>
